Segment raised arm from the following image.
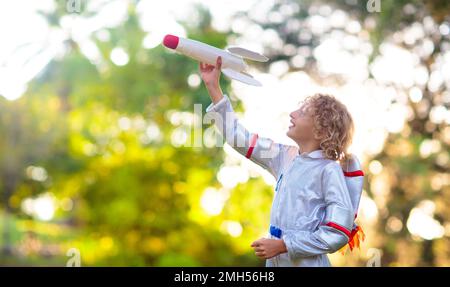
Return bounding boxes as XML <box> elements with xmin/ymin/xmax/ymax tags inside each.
<box><xmin>200</xmin><ymin>57</ymin><xmax>289</xmax><ymax>178</ymax></box>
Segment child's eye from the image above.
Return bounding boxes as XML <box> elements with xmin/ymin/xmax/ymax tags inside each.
<box><xmin>299</xmin><ymin>106</ymin><xmax>312</xmax><ymax>117</ymax></box>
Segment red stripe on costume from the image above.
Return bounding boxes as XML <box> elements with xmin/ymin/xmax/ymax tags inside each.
<box><xmin>245</xmin><ymin>134</ymin><xmax>259</xmax><ymax>159</ymax></box>
<box><xmin>325</xmin><ymin>222</ymin><xmax>351</xmax><ymax>238</ymax></box>
<box><xmin>343</xmin><ymin>170</ymin><xmax>364</xmax><ymax>177</ymax></box>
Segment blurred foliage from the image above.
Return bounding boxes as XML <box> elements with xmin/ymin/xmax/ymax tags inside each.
<box><xmin>0</xmin><ymin>0</ymin><xmax>449</xmax><ymax>266</ymax></box>
<box><xmin>0</xmin><ymin>0</ymin><xmax>272</xmax><ymax>267</ymax></box>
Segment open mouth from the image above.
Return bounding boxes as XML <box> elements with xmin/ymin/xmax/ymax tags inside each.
<box><xmin>289</xmin><ymin>120</ymin><xmax>295</xmax><ymax>129</ymax></box>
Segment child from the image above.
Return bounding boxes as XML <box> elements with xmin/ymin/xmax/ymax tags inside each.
<box><xmin>200</xmin><ymin>57</ymin><xmax>364</xmax><ymax>267</ymax></box>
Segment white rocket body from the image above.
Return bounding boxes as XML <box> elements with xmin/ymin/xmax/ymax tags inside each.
<box><xmin>162</xmin><ymin>34</ymin><xmax>268</xmax><ymax>86</ymax></box>
<box><xmin>177</xmin><ymin>37</ymin><xmax>248</xmax><ymax>72</ymax></box>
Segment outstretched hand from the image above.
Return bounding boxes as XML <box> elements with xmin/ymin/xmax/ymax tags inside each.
<box><xmin>199</xmin><ymin>56</ymin><xmax>222</xmax><ymax>88</ymax></box>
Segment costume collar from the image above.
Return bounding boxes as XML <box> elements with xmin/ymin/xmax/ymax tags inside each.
<box><xmin>298</xmin><ymin>149</ymin><xmax>325</xmax><ymax>159</ymax></box>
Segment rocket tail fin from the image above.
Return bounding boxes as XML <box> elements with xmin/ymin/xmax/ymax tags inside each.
<box><xmin>226</xmin><ymin>47</ymin><xmax>269</xmax><ymax>62</ymax></box>
<box><xmin>221</xmin><ymin>68</ymin><xmax>262</xmax><ymax>87</ymax></box>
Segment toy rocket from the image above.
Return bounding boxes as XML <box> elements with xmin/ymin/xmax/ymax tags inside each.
<box><xmin>162</xmin><ymin>34</ymin><xmax>269</xmax><ymax>86</ymax></box>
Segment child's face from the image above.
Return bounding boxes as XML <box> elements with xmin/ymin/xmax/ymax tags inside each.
<box><xmin>287</xmin><ymin>103</ymin><xmax>319</xmax><ymax>143</ymax></box>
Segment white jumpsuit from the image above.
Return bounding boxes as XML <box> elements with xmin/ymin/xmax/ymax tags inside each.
<box><xmin>206</xmin><ymin>95</ymin><xmax>365</xmax><ymax>267</ymax></box>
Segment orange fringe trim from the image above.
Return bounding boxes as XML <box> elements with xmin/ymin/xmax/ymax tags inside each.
<box><xmin>338</xmin><ymin>225</ymin><xmax>365</xmax><ymax>255</ymax></box>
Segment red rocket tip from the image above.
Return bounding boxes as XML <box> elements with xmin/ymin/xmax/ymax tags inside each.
<box><xmin>163</xmin><ymin>34</ymin><xmax>179</xmax><ymax>49</ymax></box>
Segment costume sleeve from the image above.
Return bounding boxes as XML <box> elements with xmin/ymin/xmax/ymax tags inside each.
<box><xmin>205</xmin><ymin>94</ymin><xmax>288</xmax><ymax>178</ymax></box>
<box><xmin>281</xmin><ymin>162</ymin><xmax>354</xmax><ymax>259</ymax></box>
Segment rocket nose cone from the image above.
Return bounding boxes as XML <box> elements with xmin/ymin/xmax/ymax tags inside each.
<box><xmin>163</xmin><ymin>34</ymin><xmax>179</xmax><ymax>49</ymax></box>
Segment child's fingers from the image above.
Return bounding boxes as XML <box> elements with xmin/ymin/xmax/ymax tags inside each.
<box><xmin>255</xmin><ymin>251</ymin><xmax>266</xmax><ymax>258</ymax></box>
<box><xmin>253</xmin><ymin>246</ymin><xmax>264</xmax><ymax>252</ymax></box>
<box><xmin>216</xmin><ymin>56</ymin><xmax>222</xmax><ymax>69</ymax></box>
<box><xmin>251</xmin><ymin>240</ymin><xmax>260</xmax><ymax>247</ymax></box>
<box><xmin>203</xmin><ymin>64</ymin><xmax>213</xmax><ymax>71</ymax></box>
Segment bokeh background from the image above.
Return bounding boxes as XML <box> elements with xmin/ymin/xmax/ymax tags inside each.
<box><xmin>0</xmin><ymin>0</ymin><xmax>449</xmax><ymax>266</ymax></box>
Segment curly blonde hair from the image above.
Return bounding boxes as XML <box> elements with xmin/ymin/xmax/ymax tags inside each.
<box><xmin>302</xmin><ymin>93</ymin><xmax>354</xmax><ymax>163</ymax></box>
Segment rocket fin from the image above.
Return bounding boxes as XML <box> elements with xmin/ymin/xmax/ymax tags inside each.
<box><xmin>226</xmin><ymin>47</ymin><xmax>269</xmax><ymax>62</ymax></box>
<box><xmin>221</xmin><ymin>68</ymin><xmax>262</xmax><ymax>86</ymax></box>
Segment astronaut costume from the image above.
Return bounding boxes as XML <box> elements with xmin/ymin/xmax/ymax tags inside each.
<box><xmin>206</xmin><ymin>95</ymin><xmax>365</xmax><ymax>267</ymax></box>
